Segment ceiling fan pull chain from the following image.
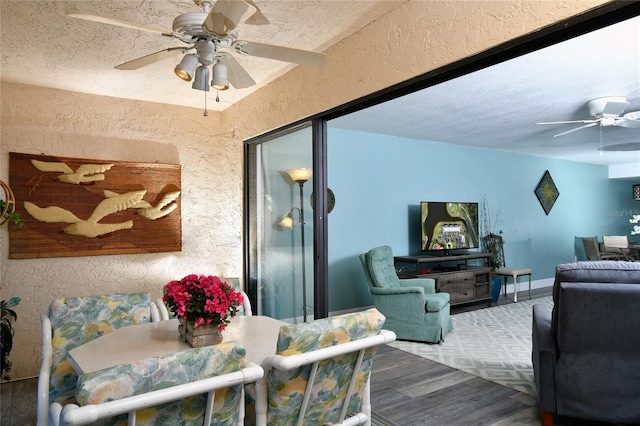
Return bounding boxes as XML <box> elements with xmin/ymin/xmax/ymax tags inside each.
<box><xmin>216</xmin><ymin>90</ymin><xmax>220</xmax><ymax>103</ymax></box>
<box><xmin>599</xmin><ymin>125</ymin><xmax>603</xmax><ymax>156</ymax></box>
<box><xmin>203</xmin><ymin>91</ymin><xmax>208</xmax><ymax>117</ymax></box>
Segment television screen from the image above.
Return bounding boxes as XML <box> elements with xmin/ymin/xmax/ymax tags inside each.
<box><xmin>421</xmin><ymin>201</ymin><xmax>479</xmax><ymax>252</ymax></box>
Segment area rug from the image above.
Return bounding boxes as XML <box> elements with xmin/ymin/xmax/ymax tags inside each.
<box><xmin>388</xmin><ymin>296</ymin><xmax>554</xmax><ymax>396</ymax></box>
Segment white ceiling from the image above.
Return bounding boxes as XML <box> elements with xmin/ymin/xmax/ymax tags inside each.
<box><xmin>330</xmin><ymin>15</ymin><xmax>640</xmax><ymax>173</ymax></box>
<box><xmin>1</xmin><ymin>2</ymin><xmax>639</xmax><ymax>176</ymax></box>
<box><xmin>0</xmin><ymin>0</ymin><xmax>402</xmax><ymax>111</ymax></box>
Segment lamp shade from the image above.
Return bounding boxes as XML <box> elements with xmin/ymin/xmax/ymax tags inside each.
<box><xmin>279</xmin><ymin>214</ymin><xmax>294</xmax><ymax>229</ymax></box>
<box><xmin>192</xmin><ymin>65</ymin><xmax>210</xmax><ymax>91</ymax></box>
<box><xmin>174</xmin><ymin>54</ymin><xmax>199</xmax><ymax>81</ymax></box>
<box><xmin>211</xmin><ymin>62</ymin><xmax>229</xmax><ymax>90</ymax></box>
<box><xmin>286</xmin><ymin>168</ymin><xmax>312</xmax><ymax>183</ymax></box>
<box><xmin>634</xmin><ymin>184</ymin><xmax>640</xmax><ymax>200</ymax></box>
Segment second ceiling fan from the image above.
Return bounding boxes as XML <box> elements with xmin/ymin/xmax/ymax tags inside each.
<box><xmin>537</xmin><ymin>96</ymin><xmax>640</xmax><ymax>137</ymax></box>
<box><xmin>69</xmin><ymin>0</ymin><xmax>327</xmax><ymax>93</ymax></box>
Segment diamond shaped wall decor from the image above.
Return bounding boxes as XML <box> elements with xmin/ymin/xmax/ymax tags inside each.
<box><xmin>534</xmin><ymin>170</ymin><xmax>559</xmax><ymax>215</ymax></box>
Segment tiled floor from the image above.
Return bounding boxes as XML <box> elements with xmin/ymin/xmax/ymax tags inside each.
<box><xmin>1</xmin><ymin>375</ymin><xmax>38</xmax><ymax>425</ymax></box>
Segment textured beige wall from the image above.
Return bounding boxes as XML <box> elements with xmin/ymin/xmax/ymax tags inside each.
<box><xmin>0</xmin><ymin>84</ymin><xmax>243</xmax><ymax>378</ymax></box>
<box><xmin>1</xmin><ymin>0</ymin><xmax>606</xmax><ymax>378</ymax></box>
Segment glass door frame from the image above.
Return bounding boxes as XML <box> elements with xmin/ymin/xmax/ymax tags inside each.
<box><xmin>243</xmin><ymin>120</ymin><xmax>329</xmax><ymax>319</ymax></box>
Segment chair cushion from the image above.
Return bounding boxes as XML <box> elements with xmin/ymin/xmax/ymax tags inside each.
<box><xmin>425</xmin><ymin>293</ymin><xmax>449</xmax><ymax>312</ymax></box>
<box><xmin>366</xmin><ymin>246</ymin><xmax>400</xmax><ymax>288</ymax></box>
<box><xmin>268</xmin><ymin>308</ymin><xmax>385</xmax><ymax>425</ymax></box>
<box><xmin>496</xmin><ymin>267</ymin><xmax>532</xmax><ymax>276</ymax></box>
<box><xmin>76</xmin><ymin>342</ymin><xmax>246</xmax><ymax>426</ymax></box>
<box><xmin>48</xmin><ymin>293</ymin><xmax>151</xmax><ymax>404</ymax></box>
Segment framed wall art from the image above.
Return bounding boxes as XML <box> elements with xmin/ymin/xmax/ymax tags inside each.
<box><xmin>534</xmin><ymin>170</ymin><xmax>559</xmax><ymax>216</ymax></box>
<box><xmin>8</xmin><ymin>152</ymin><xmax>182</xmax><ymax>259</ymax></box>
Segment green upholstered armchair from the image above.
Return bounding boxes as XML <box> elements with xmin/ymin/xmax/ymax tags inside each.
<box><xmin>360</xmin><ymin>246</ymin><xmax>452</xmax><ymax>343</ymax></box>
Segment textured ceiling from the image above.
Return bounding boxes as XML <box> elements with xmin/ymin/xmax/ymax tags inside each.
<box><xmin>330</xmin><ymin>15</ymin><xmax>640</xmax><ymax>172</ymax></box>
<box><xmin>0</xmin><ymin>0</ymin><xmax>402</xmax><ymax>111</ymax></box>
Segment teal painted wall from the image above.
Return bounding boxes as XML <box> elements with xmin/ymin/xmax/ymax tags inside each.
<box><xmin>326</xmin><ymin>127</ymin><xmax>639</xmax><ymax>312</ymax></box>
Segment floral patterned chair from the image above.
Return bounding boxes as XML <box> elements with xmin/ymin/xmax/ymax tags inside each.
<box><xmin>37</xmin><ymin>293</ymin><xmax>154</xmax><ymax>426</ymax></box>
<box><xmin>252</xmin><ymin>308</ymin><xmax>396</xmax><ymax>426</ymax></box>
<box><xmin>49</xmin><ymin>342</ymin><xmax>263</xmax><ymax>426</ymax></box>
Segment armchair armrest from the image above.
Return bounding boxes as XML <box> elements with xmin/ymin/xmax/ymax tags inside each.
<box><xmin>532</xmin><ymin>304</ymin><xmax>558</xmax><ymax>413</ymax></box>
<box><xmin>398</xmin><ymin>278</ymin><xmax>436</xmax><ymax>294</ymax></box>
<box><xmin>369</xmin><ymin>287</ymin><xmax>429</xmax><ymax>324</ymax></box>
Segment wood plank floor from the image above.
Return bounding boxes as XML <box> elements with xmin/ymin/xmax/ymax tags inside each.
<box><xmin>369</xmin><ymin>288</ymin><xmax>627</xmax><ymax>426</ymax></box>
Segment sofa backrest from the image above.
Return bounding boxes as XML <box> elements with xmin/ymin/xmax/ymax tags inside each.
<box><xmin>365</xmin><ymin>245</ymin><xmax>400</xmax><ymax>288</ymax></box>
<box><xmin>553</xmin><ymin>261</ymin><xmax>640</xmax><ymax>299</ymax></box>
<box><xmin>550</xmin><ymin>262</ymin><xmax>640</xmax><ymax>422</ymax></box>
<box><xmin>554</xmin><ymin>282</ymin><xmax>640</xmax><ymax>352</ymax></box>
<box><xmin>552</xmin><ymin>261</ymin><xmax>640</xmax><ymax>338</ymax></box>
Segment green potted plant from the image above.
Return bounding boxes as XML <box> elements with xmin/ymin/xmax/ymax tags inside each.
<box><xmin>0</xmin><ymin>199</ymin><xmax>24</xmax><ymax>228</ymax></box>
<box><xmin>1</xmin><ymin>296</ymin><xmax>21</xmax><ymax>380</ymax></box>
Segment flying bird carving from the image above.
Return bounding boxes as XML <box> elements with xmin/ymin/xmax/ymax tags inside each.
<box><xmin>103</xmin><ymin>190</ymin><xmax>181</xmax><ymax>220</ymax></box>
<box><xmin>23</xmin><ymin>190</ymin><xmax>147</xmax><ymax>238</ymax></box>
<box><xmin>31</xmin><ymin>159</ymin><xmax>114</xmax><ymax>184</ymax></box>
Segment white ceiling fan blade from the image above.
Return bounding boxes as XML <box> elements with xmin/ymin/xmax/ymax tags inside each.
<box><xmin>233</xmin><ymin>41</ymin><xmax>326</xmax><ymax>67</ymax></box>
<box><xmin>115</xmin><ymin>47</ymin><xmax>189</xmax><ymax>70</ymax></box>
<box><xmin>218</xmin><ymin>55</ymin><xmax>256</xmax><ymax>89</ymax></box>
<box><xmin>244</xmin><ymin>0</ymin><xmax>270</xmax><ymax>25</ymax></box>
<box><xmin>552</xmin><ymin>122</ymin><xmax>599</xmax><ymax>137</ymax></box>
<box><xmin>537</xmin><ymin>119</ymin><xmax>599</xmax><ymax>125</ymax></box>
<box><xmin>618</xmin><ymin>111</ymin><xmax>640</xmax><ymax>128</ymax></box>
<box><xmin>203</xmin><ymin>0</ymin><xmax>255</xmax><ymax>36</ymax></box>
<box><xmin>68</xmin><ymin>13</ymin><xmax>172</xmax><ymax>36</ymax></box>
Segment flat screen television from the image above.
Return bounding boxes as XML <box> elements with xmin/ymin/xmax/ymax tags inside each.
<box><xmin>420</xmin><ymin>201</ymin><xmax>479</xmax><ymax>253</ymax></box>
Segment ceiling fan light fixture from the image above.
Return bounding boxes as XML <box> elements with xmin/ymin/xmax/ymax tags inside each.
<box><xmin>174</xmin><ymin>54</ymin><xmax>199</xmax><ymax>81</ymax></box>
<box><xmin>211</xmin><ymin>62</ymin><xmax>230</xmax><ymax>90</ymax></box>
<box><xmin>192</xmin><ymin>65</ymin><xmax>210</xmax><ymax>91</ymax></box>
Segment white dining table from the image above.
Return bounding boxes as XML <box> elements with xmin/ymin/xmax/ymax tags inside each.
<box><xmin>67</xmin><ymin>315</ymin><xmax>287</xmax><ymax>375</ymax></box>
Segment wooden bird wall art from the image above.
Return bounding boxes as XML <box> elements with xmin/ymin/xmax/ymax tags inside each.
<box><xmin>8</xmin><ymin>152</ymin><xmax>182</xmax><ymax>259</ymax></box>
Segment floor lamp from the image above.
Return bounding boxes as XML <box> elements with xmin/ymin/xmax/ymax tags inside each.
<box><xmin>279</xmin><ymin>167</ymin><xmax>312</xmax><ymax>322</ymax></box>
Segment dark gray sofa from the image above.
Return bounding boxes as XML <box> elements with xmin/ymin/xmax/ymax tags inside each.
<box><xmin>532</xmin><ymin>261</ymin><xmax>640</xmax><ymax>426</ymax></box>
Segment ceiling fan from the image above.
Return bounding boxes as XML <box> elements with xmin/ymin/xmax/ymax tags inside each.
<box><xmin>68</xmin><ymin>0</ymin><xmax>326</xmax><ymax>97</ymax></box>
<box><xmin>537</xmin><ymin>96</ymin><xmax>640</xmax><ymax>137</ymax></box>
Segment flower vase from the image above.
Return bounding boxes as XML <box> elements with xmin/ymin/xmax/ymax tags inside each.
<box><xmin>178</xmin><ymin>318</ymin><xmax>223</xmax><ymax>347</ymax></box>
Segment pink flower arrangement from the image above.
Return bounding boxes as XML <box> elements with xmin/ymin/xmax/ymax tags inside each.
<box><xmin>163</xmin><ymin>274</ymin><xmax>244</xmax><ymax>330</ymax></box>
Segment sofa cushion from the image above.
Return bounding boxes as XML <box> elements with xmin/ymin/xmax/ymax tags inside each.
<box><xmin>366</xmin><ymin>246</ymin><xmax>400</xmax><ymax>288</ymax></box>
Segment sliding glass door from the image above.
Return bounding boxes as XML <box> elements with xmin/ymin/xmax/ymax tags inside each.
<box><xmin>245</xmin><ymin>124</ymin><xmax>318</xmax><ymax>322</ymax></box>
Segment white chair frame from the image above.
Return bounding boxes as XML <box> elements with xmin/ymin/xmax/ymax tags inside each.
<box><xmin>50</xmin><ymin>363</ymin><xmax>263</xmax><ymax>426</ymax></box>
<box><xmin>254</xmin><ymin>329</ymin><xmax>396</xmax><ymax>426</ymax></box>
